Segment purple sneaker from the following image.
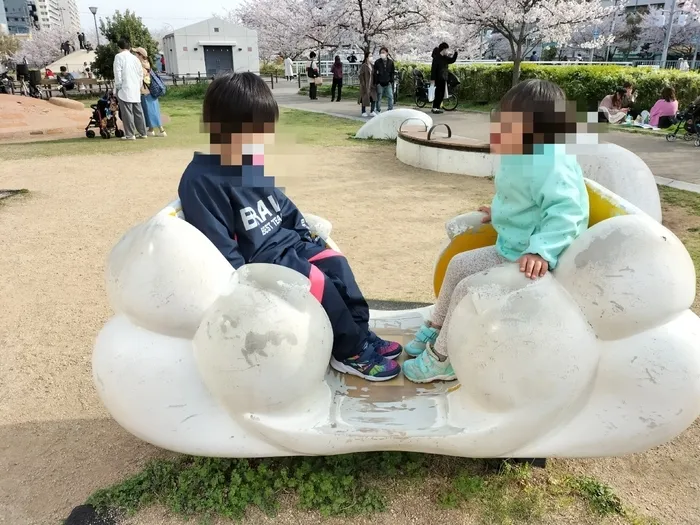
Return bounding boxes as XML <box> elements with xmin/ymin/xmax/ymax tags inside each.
<box><xmin>367</xmin><ymin>331</ymin><xmax>403</xmax><ymax>360</ymax></box>
<box><xmin>330</xmin><ymin>342</ymin><xmax>401</xmax><ymax>381</ymax></box>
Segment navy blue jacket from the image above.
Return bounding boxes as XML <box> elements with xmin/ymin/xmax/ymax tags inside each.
<box><xmin>178</xmin><ymin>153</ymin><xmax>315</xmax><ymax>269</ymax></box>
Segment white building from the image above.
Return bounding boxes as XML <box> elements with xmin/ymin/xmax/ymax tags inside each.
<box><xmin>35</xmin><ymin>0</ymin><xmax>61</xmax><ymax>30</ymax></box>
<box><xmin>162</xmin><ymin>18</ymin><xmax>260</xmax><ymax>77</ymax></box>
<box><xmin>57</xmin><ymin>0</ymin><xmax>79</xmax><ymax>34</ymax></box>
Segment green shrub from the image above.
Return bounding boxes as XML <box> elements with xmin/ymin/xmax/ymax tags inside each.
<box><xmin>396</xmin><ymin>63</ymin><xmax>700</xmax><ymax>112</ymax></box>
<box><xmin>260</xmin><ymin>62</ymin><xmax>284</xmax><ymax>77</ymax></box>
<box><xmin>163</xmin><ymin>83</ymin><xmax>210</xmax><ymax>100</ymax></box>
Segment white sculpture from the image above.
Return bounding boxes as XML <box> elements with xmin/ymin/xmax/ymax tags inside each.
<box><xmin>355</xmin><ymin>109</ymin><xmax>433</xmax><ymax>140</ymax></box>
<box><xmin>93</xmin><ymin>183</ymin><xmax>700</xmax><ymax>458</ymax></box>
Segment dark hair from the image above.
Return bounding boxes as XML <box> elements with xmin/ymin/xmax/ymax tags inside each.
<box><xmin>202</xmin><ymin>72</ymin><xmax>279</xmax><ymax>143</ymax></box>
<box><xmin>438</xmin><ymin>42</ymin><xmax>449</xmax><ymax>51</ymax></box>
<box><xmin>60</xmin><ymin>66</ymin><xmax>67</xmax><ymax>72</ymax></box>
<box><xmin>623</xmin><ymin>81</ymin><xmax>634</xmax><ymax>89</ymax></box>
<box><xmin>334</xmin><ymin>55</ymin><xmax>341</xmax><ymax>63</ymax></box>
<box><xmin>117</xmin><ymin>38</ymin><xmax>130</xmax><ymax>50</ymax></box>
<box><xmin>363</xmin><ymin>51</ymin><xmax>370</xmax><ymax>63</ymax></box>
<box><xmin>380</xmin><ymin>46</ymin><xmax>388</xmax><ymax>54</ymax></box>
<box><xmin>662</xmin><ymin>86</ymin><xmax>676</xmax><ymax>102</ymax></box>
<box><xmin>309</xmin><ymin>51</ymin><xmax>316</xmax><ymax>58</ymax></box>
<box><xmin>496</xmin><ymin>79</ymin><xmax>576</xmax><ymax>153</ymax></box>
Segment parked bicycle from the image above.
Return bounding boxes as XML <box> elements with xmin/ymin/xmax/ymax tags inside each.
<box><xmin>0</xmin><ymin>72</ymin><xmax>14</xmax><ymax>95</ymax></box>
<box><xmin>411</xmin><ymin>68</ymin><xmax>459</xmax><ymax>111</ymax></box>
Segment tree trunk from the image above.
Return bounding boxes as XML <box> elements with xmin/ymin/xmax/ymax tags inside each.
<box><xmin>512</xmin><ymin>42</ymin><xmax>523</xmax><ymax>86</ymax></box>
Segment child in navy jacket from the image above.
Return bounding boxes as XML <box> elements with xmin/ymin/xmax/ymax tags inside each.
<box><xmin>178</xmin><ymin>72</ymin><xmax>401</xmax><ymax>381</ymax></box>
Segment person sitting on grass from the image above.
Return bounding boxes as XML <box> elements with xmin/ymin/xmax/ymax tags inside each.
<box><xmin>178</xmin><ymin>72</ymin><xmax>402</xmax><ymax>382</ymax></box>
<box><xmin>649</xmin><ymin>86</ymin><xmax>679</xmax><ymax>129</ymax></box>
<box><xmin>402</xmin><ymin>79</ymin><xmax>590</xmax><ymax>384</ymax></box>
<box><xmin>598</xmin><ymin>87</ymin><xmax>628</xmax><ymax>124</ymax></box>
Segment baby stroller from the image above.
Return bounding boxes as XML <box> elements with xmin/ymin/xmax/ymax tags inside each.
<box><xmin>86</xmin><ymin>92</ymin><xmax>124</xmax><ymax>139</ymax></box>
<box><xmin>665</xmin><ymin>102</ymin><xmax>700</xmax><ymax>147</ymax></box>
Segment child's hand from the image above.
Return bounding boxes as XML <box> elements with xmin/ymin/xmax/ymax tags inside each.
<box><xmin>518</xmin><ymin>254</ymin><xmax>548</xmax><ymax>280</ymax></box>
<box><xmin>478</xmin><ymin>205</ymin><xmax>491</xmax><ymax>223</ymax></box>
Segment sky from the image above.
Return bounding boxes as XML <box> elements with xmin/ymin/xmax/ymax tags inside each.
<box><xmin>78</xmin><ymin>0</ymin><xmax>240</xmax><ymax>32</ymax></box>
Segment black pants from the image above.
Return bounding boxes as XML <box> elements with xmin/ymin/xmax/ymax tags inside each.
<box><xmin>658</xmin><ymin>115</ymin><xmax>678</xmax><ymax>129</ymax></box>
<box><xmin>433</xmin><ymin>78</ymin><xmax>446</xmax><ymax>109</ymax></box>
<box><xmin>331</xmin><ymin>78</ymin><xmax>343</xmax><ymax>101</ymax></box>
<box><xmin>628</xmin><ymin>109</ymin><xmax>641</xmax><ymax>120</ymax></box>
<box><xmin>309</xmin><ymin>82</ymin><xmax>317</xmax><ymax>100</ymax></box>
<box><xmin>274</xmin><ymin>242</ymin><xmax>369</xmax><ymax>360</ymax></box>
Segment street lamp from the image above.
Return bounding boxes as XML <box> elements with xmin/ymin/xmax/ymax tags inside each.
<box><xmin>658</xmin><ymin>0</ymin><xmax>689</xmax><ymax>67</ymax></box>
<box><xmin>89</xmin><ymin>6</ymin><xmax>99</xmax><ymax>47</ymax></box>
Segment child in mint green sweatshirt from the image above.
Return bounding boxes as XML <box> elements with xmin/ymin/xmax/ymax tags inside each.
<box><xmin>404</xmin><ymin>79</ymin><xmax>590</xmax><ymax>384</ymax></box>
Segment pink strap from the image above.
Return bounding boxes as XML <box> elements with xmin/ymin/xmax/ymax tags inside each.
<box><xmin>308</xmin><ymin>265</ymin><xmax>325</xmax><ymax>302</ymax></box>
<box><xmin>308</xmin><ymin>249</ymin><xmax>343</xmax><ymax>263</ymax></box>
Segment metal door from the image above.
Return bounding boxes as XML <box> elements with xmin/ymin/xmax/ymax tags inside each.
<box><xmin>203</xmin><ymin>46</ymin><xmax>234</xmax><ymax>77</ymax></box>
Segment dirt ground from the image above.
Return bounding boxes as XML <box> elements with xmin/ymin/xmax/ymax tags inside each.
<box><xmin>0</xmin><ymin>144</ymin><xmax>698</xmax><ymax>525</ymax></box>
<box><xmin>0</xmin><ymin>95</ymin><xmax>93</xmax><ymax>141</ymax></box>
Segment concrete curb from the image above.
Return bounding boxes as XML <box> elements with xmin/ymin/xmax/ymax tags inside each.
<box><xmin>655</xmin><ymin>176</ymin><xmax>700</xmax><ymax>195</ymax></box>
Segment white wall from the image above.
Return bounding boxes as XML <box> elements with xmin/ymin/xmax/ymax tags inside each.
<box><xmin>164</xmin><ymin>18</ymin><xmax>260</xmax><ymax>77</ymax></box>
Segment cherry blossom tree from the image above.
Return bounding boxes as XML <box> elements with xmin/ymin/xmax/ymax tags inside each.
<box><xmin>389</xmin><ymin>16</ymin><xmax>480</xmax><ymax>61</ymax></box>
<box><xmin>228</xmin><ymin>0</ymin><xmax>347</xmax><ymax>61</ymax></box>
<box><xmin>440</xmin><ymin>0</ymin><xmax>613</xmax><ymax>85</ymax></box>
<box><xmin>10</xmin><ymin>27</ymin><xmax>74</xmax><ymax>68</ymax></box>
<box><xmin>335</xmin><ymin>0</ymin><xmax>430</xmax><ymax>54</ymax></box>
<box><xmin>639</xmin><ymin>3</ymin><xmax>700</xmax><ymax>58</ymax></box>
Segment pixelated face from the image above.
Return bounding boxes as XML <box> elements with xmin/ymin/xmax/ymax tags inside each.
<box><xmin>490</xmin><ymin>110</ymin><xmax>528</xmax><ymax>155</ymax></box>
<box><xmin>205</xmin><ymin>121</ymin><xmax>276</xmax><ymax>164</ymax></box>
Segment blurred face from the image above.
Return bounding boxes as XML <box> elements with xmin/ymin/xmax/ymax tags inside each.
<box><xmin>209</xmin><ymin>124</ymin><xmax>276</xmax><ymax>166</ymax></box>
<box><xmin>490</xmin><ymin>110</ymin><xmax>528</xmax><ymax>155</ymax></box>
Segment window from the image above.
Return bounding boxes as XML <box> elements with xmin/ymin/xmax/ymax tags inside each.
<box><xmin>214</xmin><ymin>27</ymin><xmax>219</xmax><ymax>32</ymax></box>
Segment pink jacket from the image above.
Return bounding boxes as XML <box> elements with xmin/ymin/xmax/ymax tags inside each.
<box><xmin>649</xmin><ymin>98</ymin><xmax>678</xmax><ymax>127</ymax></box>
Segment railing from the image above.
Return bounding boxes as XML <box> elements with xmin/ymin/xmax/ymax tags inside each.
<box><xmin>632</xmin><ymin>60</ymin><xmax>700</xmax><ymax>70</ymax></box>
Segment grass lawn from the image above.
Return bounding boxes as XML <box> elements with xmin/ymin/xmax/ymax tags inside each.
<box><xmin>0</xmin><ymin>99</ymin><xmax>371</xmax><ymax>162</ymax></box>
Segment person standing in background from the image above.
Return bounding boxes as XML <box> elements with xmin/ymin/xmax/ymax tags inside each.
<box><xmin>359</xmin><ymin>53</ymin><xmax>376</xmax><ymax>117</ymax></box>
<box><xmin>373</xmin><ymin>47</ymin><xmax>395</xmax><ymax>112</ymax></box>
<box><xmin>134</xmin><ymin>47</ymin><xmax>167</xmax><ymax>137</ymax></box>
<box><xmin>160</xmin><ymin>54</ymin><xmax>166</xmax><ymax>73</ymax></box>
<box><xmin>113</xmin><ymin>39</ymin><xmax>147</xmax><ymax>140</ymax></box>
<box><xmin>430</xmin><ymin>42</ymin><xmax>458</xmax><ymax>114</ymax></box>
<box><xmin>330</xmin><ymin>56</ymin><xmax>343</xmax><ymax>102</ymax></box>
<box><xmin>284</xmin><ymin>55</ymin><xmax>294</xmax><ymax>81</ymax></box>
<box><xmin>307</xmin><ymin>51</ymin><xmax>319</xmax><ymax>100</ymax></box>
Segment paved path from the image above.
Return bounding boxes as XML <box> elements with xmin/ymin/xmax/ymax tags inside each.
<box><xmin>274</xmin><ymin>84</ymin><xmax>700</xmax><ymax>192</ymax></box>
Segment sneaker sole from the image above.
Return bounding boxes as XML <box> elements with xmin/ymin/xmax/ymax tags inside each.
<box><xmin>405</xmin><ymin>373</ymin><xmax>457</xmax><ymax>384</ymax></box>
<box><xmin>330</xmin><ymin>358</ymin><xmax>400</xmax><ymax>382</ymax></box>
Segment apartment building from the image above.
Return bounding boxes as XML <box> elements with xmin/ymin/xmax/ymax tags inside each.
<box><xmin>57</xmin><ymin>0</ymin><xmax>79</xmax><ymax>34</ymax></box>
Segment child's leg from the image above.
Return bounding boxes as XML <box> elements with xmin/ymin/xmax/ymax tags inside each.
<box><xmin>405</xmin><ymin>246</ymin><xmax>505</xmax><ymax>357</ymax></box>
<box><xmin>404</xmin><ymin>248</ymin><xmax>509</xmax><ymax>384</ymax></box>
<box><xmin>277</xmin><ymin>247</ymin><xmax>400</xmax><ymax>381</ymax></box>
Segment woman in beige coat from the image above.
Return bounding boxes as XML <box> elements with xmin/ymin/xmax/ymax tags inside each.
<box><xmin>133</xmin><ymin>47</ymin><xmax>167</xmax><ymax>137</ymax></box>
<box><xmin>358</xmin><ymin>53</ymin><xmax>376</xmax><ymax>117</ymax></box>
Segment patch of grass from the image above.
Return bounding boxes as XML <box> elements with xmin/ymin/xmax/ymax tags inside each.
<box><xmin>0</xmin><ymin>103</ymin><xmax>371</xmax><ymax>162</ymax></box>
<box><xmin>566</xmin><ymin>475</ymin><xmax>624</xmax><ymax>516</ymax></box>
<box><xmin>87</xmin><ymin>452</ymin><xmax>426</xmax><ymax>521</ymax></box>
<box><xmin>660</xmin><ymin>186</ymin><xmax>700</xmax><ymax>216</ymax></box>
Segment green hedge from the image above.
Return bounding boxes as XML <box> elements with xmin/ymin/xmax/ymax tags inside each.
<box><xmin>397</xmin><ymin>63</ymin><xmax>700</xmax><ymax>111</ymax></box>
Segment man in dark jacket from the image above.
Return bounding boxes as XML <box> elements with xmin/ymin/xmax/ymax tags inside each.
<box><xmin>430</xmin><ymin>42</ymin><xmax>458</xmax><ymax>114</ymax></box>
<box><xmin>373</xmin><ymin>46</ymin><xmax>395</xmax><ymax>112</ymax></box>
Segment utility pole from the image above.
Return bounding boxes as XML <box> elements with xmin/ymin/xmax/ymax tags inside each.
<box><xmin>660</xmin><ymin>0</ymin><xmax>677</xmax><ymax>67</ymax></box>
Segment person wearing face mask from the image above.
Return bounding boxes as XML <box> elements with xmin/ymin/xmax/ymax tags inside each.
<box><xmin>359</xmin><ymin>52</ymin><xmax>377</xmax><ymax>117</ymax></box>
<box><xmin>373</xmin><ymin>46</ymin><xmax>395</xmax><ymax>112</ymax></box>
<box><xmin>430</xmin><ymin>42</ymin><xmax>458</xmax><ymax>114</ymax></box>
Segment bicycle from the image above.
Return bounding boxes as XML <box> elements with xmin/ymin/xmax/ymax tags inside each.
<box><xmin>413</xmin><ymin>69</ymin><xmax>459</xmax><ymax>111</ymax></box>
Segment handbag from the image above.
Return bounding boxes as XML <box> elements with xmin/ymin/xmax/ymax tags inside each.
<box><xmin>148</xmin><ymin>69</ymin><xmax>167</xmax><ymax>98</ymax></box>
<box><xmin>314</xmin><ymin>77</ymin><xmax>323</xmax><ymax>85</ymax></box>
<box><xmin>428</xmin><ymin>84</ymin><xmax>436</xmax><ymax>102</ymax></box>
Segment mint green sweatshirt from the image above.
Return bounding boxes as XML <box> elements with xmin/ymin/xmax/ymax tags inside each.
<box><xmin>491</xmin><ymin>144</ymin><xmax>590</xmax><ymax>269</ymax></box>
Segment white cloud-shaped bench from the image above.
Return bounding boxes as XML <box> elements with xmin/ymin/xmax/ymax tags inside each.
<box><xmin>94</xmin><ymin>181</ymin><xmax>700</xmax><ymax>458</ymax></box>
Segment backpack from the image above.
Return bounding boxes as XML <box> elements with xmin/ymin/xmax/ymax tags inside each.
<box><xmin>148</xmin><ymin>69</ymin><xmax>166</xmax><ymax>98</ymax></box>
